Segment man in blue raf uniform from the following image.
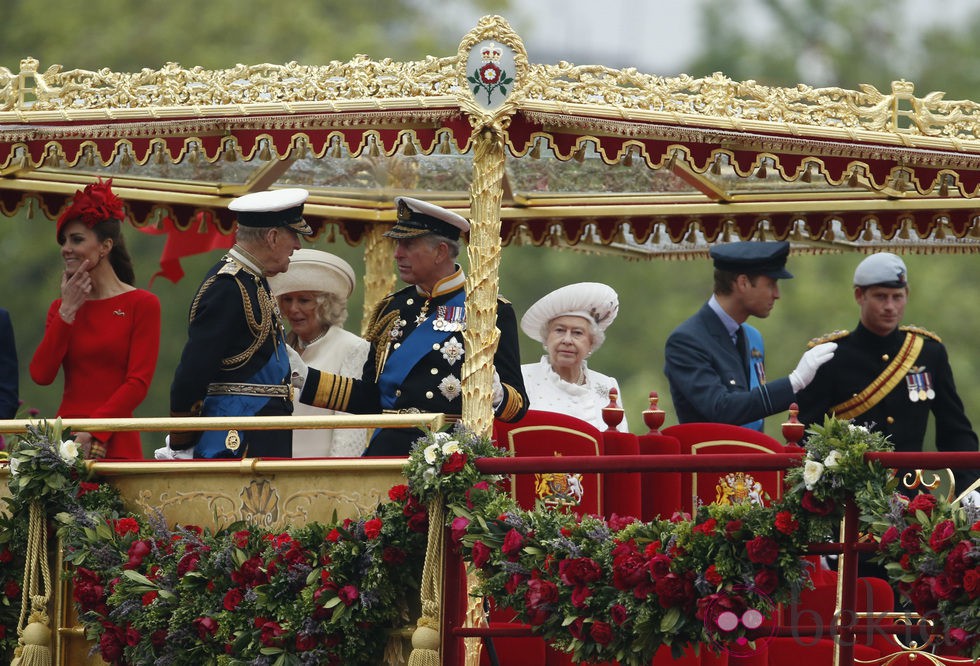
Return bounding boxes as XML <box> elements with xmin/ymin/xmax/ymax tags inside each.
<box><xmin>288</xmin><ymin>196</ymin><xmax>528</xmax><ymax>456</ymax></box>
<box><xmin>664</xmin><ymin>241</ymin><xmax>836</xmax><ymax>431</ymax></box>
<box><xmin>168</xmin><ymin>188</ymin><xmax>312</xmax><ymax>459</ymax></box>
<box><xmin>797</xmin><ymin>253</ymin><xmax>980</xmax><ymax>504</ymax></box>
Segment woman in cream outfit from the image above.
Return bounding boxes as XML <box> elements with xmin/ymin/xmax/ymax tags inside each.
<box><xmin>520</xmin><ymin>282</ymin><xmax>628</xmax><ymax>432</ymax></box>
<box><xmin>269</xmin><ymin>248</ymin><xmax>370</xmax><ymax>456</ymax></box>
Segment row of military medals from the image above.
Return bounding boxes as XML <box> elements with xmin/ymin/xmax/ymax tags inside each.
<box><xmin>413</xmin><ymin>300</ymin><xmax>466</xmax><ymax>332</ymax></box>
<box><xmin>906</xmin><ymin>366</ymin><xmax>935</xmax><ymax>402</ymax></box>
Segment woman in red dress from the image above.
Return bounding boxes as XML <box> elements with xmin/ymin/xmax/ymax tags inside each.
<box><xmin>30</xmin><ymin>180</ymin><xmax>160</xmax><ymax>460</ymax></box>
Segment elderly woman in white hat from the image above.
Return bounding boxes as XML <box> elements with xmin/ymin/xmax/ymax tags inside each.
<box><xmin>520</xmin><ymin>282</ymin><xmax>628</xmax><ymax>432</ymax></box>
<box><xmin>268</xmin><ymin>248</ymin><xmax>370</xmax><ymax>457</ymax></box>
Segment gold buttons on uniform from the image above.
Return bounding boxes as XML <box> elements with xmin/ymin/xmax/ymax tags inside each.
<box><xmin>430</xmin><ymin>368</ymin><xmax>438</xmax><ymax>375</ymax></box>
<box><xmin>394</xmin><ymin>343</ymin><xmax>401</xmax><ymax>349</ymax></box>
<box><xmin>432</xmin><ymin>343</ymin><xmax>441</xmax><ymax>350</ymax></box>
<box><xmin>407</xmin><ymin>298</ymin><xmax>414</xmax><ymax>305</ymax></box>
<box><xmin>886</xmin><ymin>416</ymin><xmax>894</xmax><ymax>424</ymax></box>
<box><xmin>882</xmin><ymin>354</ymin><xmax>889</xmax><ymax>362</ymax></box>
<box><xmin>395</xmin><ymin>389</ymin><xmax>402</xmax><ymax>397</ymax></box>
<box><xmin>425</xmin><ymin>391</ymin><xmax>434</xmax><ymax>399</ymax></box>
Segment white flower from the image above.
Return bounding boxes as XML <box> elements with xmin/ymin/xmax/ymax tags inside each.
<box><xmin>848</xmin><ymin>424</ymin><xmax>869</xmax><ymax>435</ymax></box>
<box><xmin>432</xmin><ymin>432</ymin><xmax>451</xmax><ymax>444</ymax></box>
<box><xmin>423</xmin><ymin>443</ymin><xmax>440</xmax><ymax>465</ymax></box>
<box><xmin>803</xmin><ymin>460</ymin><xmax>825</xmax><ymax>490</ymax></box>
<box><xmin>823</xmin><ymin>449</ymin><xmax>841</xmax><ymax>469</ymax></box>
<box><xmin>422</xmin><ymin>467</ymin><xmax>437</xmax><ymax>483</ymax></box>
<box><xmin>59</xmin><ymin>439</ymin><xmax>80</xmax><ymax>464</ymax></box>
<box><xmin>441</xmin><ymin>441</ymin><xmax>461</xmax><ymax>456</ymax></box>
<box><xmin>9</xmin><ymin>456</ymin><xmax>19</xmax><ymax>477</ymax></box>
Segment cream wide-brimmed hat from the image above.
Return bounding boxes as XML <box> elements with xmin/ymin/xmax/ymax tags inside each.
<box><xmin>520</xmin><ymin>282</ymin><xmax>619</xmax><ymax>343</ymax></box>
<box><xmin>268</xmin><ymin>248</ymin><xmax>356</xmax><ymax>298</ymax></box>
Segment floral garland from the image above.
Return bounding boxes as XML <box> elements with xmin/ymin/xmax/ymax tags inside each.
<box><xmin>2</xmin><ymin>416</ymin><xmax>979</xmax><ymax>663</ymax></box>
<box><xmin>1</xmin><ymin>421</ymin><xmax>429</xmax><ymax>665</ymax></box>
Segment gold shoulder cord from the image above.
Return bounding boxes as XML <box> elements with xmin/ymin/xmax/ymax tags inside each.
<box><xmin>189</xmin><ymin>273</ymin><xmax>276</xmax><ymax>370</ymax></box>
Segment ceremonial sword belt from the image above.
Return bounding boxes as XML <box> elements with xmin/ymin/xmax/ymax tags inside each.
<box><xmin>207</xmin><ymin>382</ymin><xmax>293</xmax><ymax>400</ymax></box>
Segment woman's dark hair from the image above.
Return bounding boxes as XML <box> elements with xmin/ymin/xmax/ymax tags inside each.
<box><xmin>91</xmin><ymin>218</ymin><xmax>136</xmax><ymax>285</ymax></box>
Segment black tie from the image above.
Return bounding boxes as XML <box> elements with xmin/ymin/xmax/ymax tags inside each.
<box><xmin>735</xmin><ymin>326</ymin><xmax>749</xmax><ymax>380</ymax></box>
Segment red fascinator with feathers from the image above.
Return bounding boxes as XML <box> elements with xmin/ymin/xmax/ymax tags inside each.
<box><xmin>56</xmin><ymin>178</ymin><xmax>125</xmax><ymax>240</ymax></box>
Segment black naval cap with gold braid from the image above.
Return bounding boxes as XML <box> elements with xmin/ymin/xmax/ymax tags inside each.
<box><xmin>385</xmin><ymin>196</ymin><xmax>470</xmax><ymax>241</ymax></box>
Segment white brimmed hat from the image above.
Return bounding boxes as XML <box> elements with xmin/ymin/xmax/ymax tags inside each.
<box><xmin>385</xmin><ymin>196</ymin><xmax>470</xmax><ymax>241</ymax></box>
<box><xmin>520</xmin><ymin>282</ymin><xmax>619</xmax><ymax>343</ymax></box>
<box><xmin>853</xmin><ymin>252</ymin><xmax>908</xmax><ymax>288</ymax></box>
<box><xmin>229</xmin><ymin>188</ymin><xmax>312</xmax><ymax>235</ymax></box>
<box><xmin>268</xmin><ymin>248</ymin><xmax>356</xmax><ymax>298</ymax></box>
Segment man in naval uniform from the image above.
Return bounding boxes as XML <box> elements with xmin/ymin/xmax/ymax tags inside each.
<box><xmin>797</xmin><ymin>252</ymin><xmax>980</xmax><ymax>502</ymax></box>
<box><xmin>664</xmin><ymin>241</ymin><xmax>837</xmax><ymax>431</ymax></box>
<box><xmin>167</xmin><ymin>188</ymin><xmax>312</xmax><ymax>459</ymax></box>
<box><xmin>288</xmin><ymin>196</ymin><xmax>528</xmax><ymax>456</ymax></box>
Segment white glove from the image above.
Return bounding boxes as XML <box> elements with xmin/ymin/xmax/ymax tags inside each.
<box><xmin>286</xmin><ymin>345</ymin><xmax>308</xmax><ymax>390</ymax></box>
<box><xmin>789</xmin><ymin>342</ymin><xmax>837</xmax><ymax>393</ymax></box>
<box><xmin>961</xmin><ymin>490</ymin><xmax>980</xmax><ymax>508</ymax></box>
<box><xmin>154</xmin><ymin>435</ymin><xmax>194</xmax><ymax>460</ymax></box>
<box><xmin>492</xmin><ymin>370</ymin><xmax>504</xmax><ymax>409</ymax></box>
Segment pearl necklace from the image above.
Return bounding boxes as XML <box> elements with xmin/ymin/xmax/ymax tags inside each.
<box><xmin>297</xmin><ymin>328</ymin><xmax>329</xmax><ymax>351</ymax></box>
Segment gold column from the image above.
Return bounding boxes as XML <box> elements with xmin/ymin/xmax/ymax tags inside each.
<box><xmin>360</xmin><ymin>223</ymin><xmax>396</xmax><ymax>337</ymax></box>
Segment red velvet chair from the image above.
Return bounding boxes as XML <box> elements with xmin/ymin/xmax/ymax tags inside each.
<box><xmin>660</xmin><ymin>422</ymin><xmax>787</xmax><ymax>514</ymax></box>
<box><xmin>492</xmin><ymin>409</ymin><xmax>605</xmax><ymax>517</ymax></box>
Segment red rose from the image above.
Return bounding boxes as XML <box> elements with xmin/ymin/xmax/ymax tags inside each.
<box><xmin>800</xmin><ymin>491</ymin><xmax>836</xmax><ymax>516</ymax></box>
<box><xmin>900</xmin><ymin>525</ymin><xmax>923</xmax><ymax>555</ymax></box>
<box><xmin>441</xmin><ymin>451</ymin><xmax>468</xmax><ymax>474</ymax></box>
<box><xmin>928</xmin><ymin>519</ymin><xmax>956</xmax><ymax>552</ymax></box>
<box><xmin>655</xmin><ymin>573</ymin><xmax>695</xmax><ymax>610</ymax></box>
<box><xmin>962</xmin><ymin>569</ymin><xmax>980</xmax><ymax>598</ymax></box>
<box><xmin>907</xmin><ymin>493</ymin><xmax>938</xmax><ymax>517</ymax></box>
<box><xmin>693</xmin><ymin>518</ymin><xmax>718</xmax><ymax>536</ymax></box>
<box><xmin>193</xmin><ymin>616</ymin><xmax>218</xmax><ymax>640</ymax></box>
<box><xmin>4</xmin><ymin>580</ymin><xmax>20</xmax><ymax>598</ymax></box>
<box><xmin>223</xmin><ymin>588</ymin><xmax>243</xmax><ymax>611</ymax></box>
<box><xmin>124</xmin><ymin>540</ymin><xmax>152</xmax><ymax>570</ymax></box>
<box><xmin>388</xmin><ymin>484</ymin><xmax>409</xmax><ymax>502</ymax></box>
<box><xmin>745</xmin><ymin>536</ymin><xmax>780</xmax><ymax>565</ymax></box>
<box><xmin>590</xmin><ymin>620</ymin><xmax>614</xmax><ymax>646</ymax></box>
<box><xmin>754</xmin><ymin>568</ymin><xmax>779</xmax><ymax>595</ymax></box>
<box><xmin>570</xmin><ymin>585</ymin><xmax>592</xmax><ymax>609</ymax></box>
<box><xmin>610</xmin><ymin>604</ymin><xmax>628</xmax><ymax>626</ymax></box>
<box><xmin>930</xmin><ymin>573</ymin><xmax>958</xmax><ymax>601</ymax></box>
<box><xmin>177</xmin><ymin>551</ymin><xmax>201</xmax><ymax>576</ymax></box>
<box><xmin>524</xmin><ymin>578</ymin><xmax>559</xmax><ymax>624</ymax></box>
<box><xmin>568</xmin><ymin>617</ymin><xmax>585</xmax><ymax>640</ymax></box>
<box><xmin>326</xmin><ymin>528</ymin><xmax>342</xmax><ymax>543</ymax></box>
<box><xmin>99</xmin><ymin>627</ymin><xmax>125</xmax><ymax>662</ymax></box>
<box><xmin>559</xmin><ymin>557</ymin><xmax>602</xmax><ymax>587</ymax></box>
<box><xmin>725</xmin><ymin>520</ymin><xmax>744</xmax><ymax>539</ymax></box>
<box><xmin>77</xmin><ymin>481</ymin><xmax>100</xmax><ymax>496</ymax></box>
<box><xmin>450</xmin><ymin>516</ymin><xmax>471</xmax><ymax>544</ymax></box>
<box><xmin>465</xmin><ymin>480</ymin><xmax>491</xmax><ymax>509</ymax></box>
<box><xmin>504</xmin><ymin>573</ymin><xmax>524</xmax><ymax>595</ymax></box>
<box><xmin>705</xmin><ymin>564</ymin><xmax>723</xmax><ymax>587</ymax></box>
<box><xmin>878</xmin><ymin>526</ymin><xmax>900</xmax><ymax>550</ymax></box>
<box><xmin>945</xmin><ymin>541</ymin><xmax>973</xmax><ymax>580</ymax></box>
<box><xmin>407</xmin><ymin>511</ymin><xmax>429</xmax><ymax>533</ymax></box>
<box><xmin>363</xmin><ymin>517</ymin><xmax>383</xmax><ymax>540</ymax></box>
<box><xmin>502</xmin><ymin>528</ymin><xmax>525</xmax><ymax>560</ymax></box>
<box><xmin>232</xmin><ymin>530</ymin><xmax>251</xmax><ymax>548</ymax></box>
<box><xmin>0</xmin><ymin>547</ymin><xmax>11</xmax><ymax>563</ymax></box>
<box><xmin>113</xmin><ymin>517</ymin><xmax>140</xmax><ymax>536</ymax></box>
<box><xmin>141</xmin><ymin>590</ymin><xmax>158</xmax><ymax>606</ymax></box>
<box><xmin>257</xmin><ymin>619</ymin><xmax>285</xmax><ymax>647</ymax></box>
<box><xmin>609</xmin><ymin>513</ymin><xmax>638</xmax><ymax>531</ymax></box>
<box><xmin>612</xmin><ymin>550</ymin><xmax>648</xmax><ymax>590</ymax></box>
<box><xmin>295</xmin><ymin>633</ymin><xmax>317</xmax><ymax>652</ymax></box>
<box><xmin>774</xmin><ymin>511</ymin><xmax>799</xmax><ymax>535</ymax></box>
<box><xmin>338</xmin><ymin>585</ymin><xmax>359</xmax><ymax>606</ymax></box>
<box><xmin>648</xmin><ymin>553</ymin><xmax>672</xmax><ymax>579</ymax></box>
<box><xmin>471</xmin><ymin>541</ymin><xmax>492</xmax><ymax>569</ymax></box>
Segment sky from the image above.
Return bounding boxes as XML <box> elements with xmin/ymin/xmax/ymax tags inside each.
<box><xmin>446</xmin><ymin>0</ymin><xmax>978</xmax><ymax>77</ymax></box>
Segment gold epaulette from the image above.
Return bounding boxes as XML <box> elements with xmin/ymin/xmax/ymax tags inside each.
<box><xmin>900</xmin><ymin>325</ymin><xmax>942</xmax><ymax>343</ymax></box>
<box><xmin>498</xmin><ymin>294</ymin><xmax>512</xmax><ymax>304</ymax></box>
<box><xmin>807</xmin><ymin>329</ymin><xmax>849</xmax><ymax>348</ymax></box>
